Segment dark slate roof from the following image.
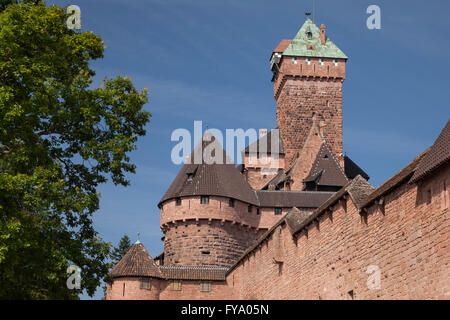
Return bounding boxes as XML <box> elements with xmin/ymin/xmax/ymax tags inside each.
<box><xmin>410</xmin><ymin>120</ymin><xmax>450</xmax><ymax>183</ymax></box>
<box><xmin>159</xmin><ymin>266</ymin><xmax>228</xmax><ymax>281</ymax></box>
<box><xmin>109</xmin><ymin>242</ymin><xmax>162</xmax><ymax>278</ymax></box>
<box><xmin>344</xmin><ymin>155</ymin><xmax>370</xmax><ymax>180</ymax></box>
<box><xmin>261</xmin><ymin>169</ymin><xmax>287</xmax><ymax>190</ymax></box>
<box><xmin>243</xmin><ymin>129</ymin><xmax>285</xmax><ymax>155</ymax></box>
<box><xmin>255</xmin><ymin>190</ymin><xmax>333</xmax><ymax>208</ymax></box>
<box><xmin>304</xmin><ymin>143</ymin><xmax>349</xmax><ymax>187</ymax></box>
<box><xmin>159</xmin><ymin>132</ymin><xmax>259</xmax><ymax>207</ymax></box>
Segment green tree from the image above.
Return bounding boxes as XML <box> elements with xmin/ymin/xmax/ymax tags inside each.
<box><xmin>0</xmin><ymin>2</ymin><xmax>150</xmax><ymax>299</ymax></box>
<box><xmin>102</xmin><ymin>234</ymin><xmax>132</xmax><ymax>298</ymax></box>
<box><xmin>111</xmin><ymin>234</ymin><xmax>132</xmax><ymax>263</ymax></box>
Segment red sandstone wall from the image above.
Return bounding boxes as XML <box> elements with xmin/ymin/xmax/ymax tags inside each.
<box><xmin>274</xmin><ymin>57</ymin><xmax>345</xmax><ymax>170</ymax></box>
<box><xmin>227</xmin><ymin>164</ymin><xmax>450</xmax><ymax>299</ymax></box>
<box><xmin>159</xmin><ymin>280</ymin><xmax>233</xmax><ymax>300</ymax></box>
<box><xmin>161</xmin><ymin>196</ymin><xmax>262</xmax><ymax>228</ymax></box>
<box><xmin>107</xmin><ymin>277</ymin><xmax>161</xmax><ymax>300</ymax></box>
<box><xmin>160</xmin><ymin>196</ymin><xmax>290</xmax><ymax>266</ymax></box>
<box><xmin>244</xmin><ymin>154</ymin><xmax>285</xmax><ymax>190</ymax></box>
<box><xmin>163</xmin><ymin>219</ymin><xmax>265</xmax><ymax>266</ymax></box>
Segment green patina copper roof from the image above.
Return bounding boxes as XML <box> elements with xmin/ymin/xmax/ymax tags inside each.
<box><xmin>282</xmin><ymin>18</ymin><xmax>347</xmax><ymax>59</ymax></box>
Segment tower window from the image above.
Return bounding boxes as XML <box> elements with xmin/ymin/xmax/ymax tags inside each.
<box><xmin>256</xmin><ymin>208</ymin><xmax>260</xmax><ymax>215</ymax></box>
<box><xmin>200</xmin><ymin>281</ymin><xmax>211</xmax><ymax>292</ymax></box>
<box><xmin>319</xmin><ymin>58</ymin><xmax>324</xmax><ymax>66</ymax></box>
<box><xmin>140</xmin><ymin>278</ymin><xmax>151</xmax><ymax>290</ymax></box>
<box><xmin>201</xmin><ymin>196</ymin><xmax>209</xmax><ymax>204</ymax></box>
<box><xmin>333</xmin><ymin>59</ymin><xmax>338</xmax><ymax>66</ymax></box>
<box><xmin>306</xmin><ymin>58</ymin><xmax>311</xmax><ymax>65</ymax></box>
<box><xmin>176</xmin><ymin>197</ymin><xmax>182</xmax><ymax>206</ymax></box>
<box><xmin>275</xmin><ymin>208</ymin><xmax>282</xmax><ymax>215</ymax></box>
<box><xmin>187</xmin><ymin>173</ymin><xmax>194</xmax><ymax>181</ymax></box>
<box><xmin>248</xmin><ymin>205</ymin><xmax>252</xmax><ymax>213</ymax></box>
<box><xmin>229</xmin><ymin>198</ymin><xmax>235</xmax><ymax>208</ymax></box>
<box><xmin>291</xmin><ymin>57</ymin><xmax>297</xmax><ymax>64</ymax></box>
<box><xmin>171</xmin><ymin>280</ymin><xmax>182</xmax><ymax>291</ymax></box>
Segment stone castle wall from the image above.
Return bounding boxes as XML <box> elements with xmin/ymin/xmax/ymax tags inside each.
<box><xmin>160</xmin><ymin>196</ymin><xmax>289</xmax><ymax>266</ymax></box>
<box><xmin>227</xmin><ymin>164</ymin><xmax>450</xmax><ymax>299</ymax></box>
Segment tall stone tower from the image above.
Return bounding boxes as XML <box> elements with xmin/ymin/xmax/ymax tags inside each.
<box><xmin>270</xmin><ymin>18</ymin><xmax>347</xmax><ymax>170</ymax></box>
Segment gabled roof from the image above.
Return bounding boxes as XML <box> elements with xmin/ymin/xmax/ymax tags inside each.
<box><xmin>304</xmin><ymin>143</ymin><xmax>349</xmax><ymax>187</ymax></box>
<box><xmin>243</xmin><ymin>129</ymin><xmax>285</xmax><ymax>155</ymax></box>
<box><xmin>281</xmin><ymin>18</ymin><xmax>347</xmax><ymax>59</ymax></box>
<box><xmin>159</xmin><ymin>132</ymin><xmax>259</xmax><ymax>206</ymax></box>
<box><xmin>272</xmin><ymin>39</ymin><xmax>292</xmax><ymax>54</ymax></box>
<box><xmin>410</xmin><ymin>120</ymin><xmax>450</xmax><ymax>183</ymax></box>
<box><xmin>344</xmin><ymin>155</ymin><xmax>370</xmax><ymax>181</ymax></box>
<box><xmin>109</xmin><ymin>242</ymin><xmax>162</xmax><ymax>278</ymax></box>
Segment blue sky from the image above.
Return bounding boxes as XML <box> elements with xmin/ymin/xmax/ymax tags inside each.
<box><xmin>47</xmin><ymin>0</ymin><xmax>450</xmax><ymax>299</ymax></box>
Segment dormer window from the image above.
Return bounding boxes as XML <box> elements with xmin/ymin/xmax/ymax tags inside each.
<box><xmin>306</xmin><ymin>31</ymin><xmax>313</xmax><ymax>39</ymax></box>
<box><xmin>186</xmin><ymin>165</ymin><xmax>198</xmax><ymax>182</ymax></box>
<box><xmin>201</xmin><ymin>196</ymin><xmax>209</xmax><ymax>205</ymax></box>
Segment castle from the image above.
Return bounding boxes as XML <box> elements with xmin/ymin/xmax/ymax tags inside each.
<box><xmin>106</xmin><ymin>18</ymin><xmax>450</xmax><ymax>300</ymax></box>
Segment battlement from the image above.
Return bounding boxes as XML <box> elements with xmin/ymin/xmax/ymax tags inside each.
<box><xmin>273</xmin><ymin>56</ymin><xmax>346</xmax><ymax>99</ymax></box>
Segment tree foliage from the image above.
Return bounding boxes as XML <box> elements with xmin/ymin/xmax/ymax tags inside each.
<box><xmin>0</xmin><ymin>2</ymin><xmax>150</xmax><ymax>299</ymax></box>
<box><xmin>111</xmin><ymin>234</ymin><xmax>132</xmax><ymax>264</ymax></box>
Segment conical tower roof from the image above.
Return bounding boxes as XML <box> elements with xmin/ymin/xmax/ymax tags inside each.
<box><xmin>159</xmin><ymin>131</ymin><xmax>258</xmax><ymax>206</ymax></box>
<box><xmin>109</xmin><ymin>242</ymin><xmax>162</xmax><ymax>278</ymax></box>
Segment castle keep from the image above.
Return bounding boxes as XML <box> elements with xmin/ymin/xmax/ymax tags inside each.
<box><xmin>106</xmin><ymin>18</ymin><xmax>450</xmax><ymax>300</ymax></box>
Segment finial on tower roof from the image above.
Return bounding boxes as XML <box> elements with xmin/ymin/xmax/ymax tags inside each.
<box><xmin>135</xmin><ymin>232</ymin><xmax>141</xmax><ymax>244</ymax></box>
